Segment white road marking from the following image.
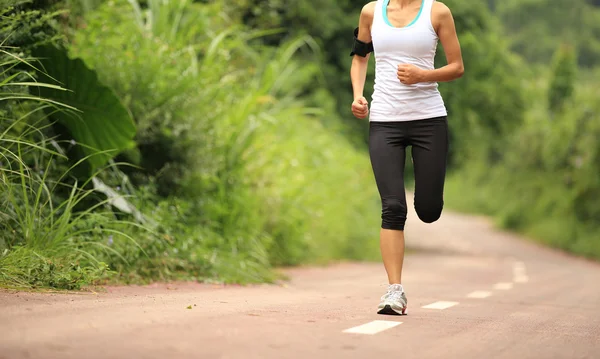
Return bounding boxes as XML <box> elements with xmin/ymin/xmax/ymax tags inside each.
<box><xmin>514</xmin><ymin>275</ymin><xmax>529</xmax><ymax>283</ymax></box>
<box><xmin>467</xmin><ymin>291</ymin><xmax>492</xmax><ymax>299</ymax></box>
<box><xmin>514</xmin><ymin>269</ymin><xmax>526</xmax><ymax>276</ymax></box>
<box><xmin>494</xmin><ymin>282</ymin><xmax>514</xmax><ymax>290</ymax></box>
<box><xmin>513</xmin><ymin>261</ymin><xmax>528</xmax><ymax>283</ymax></box>
<box><xmin>513</xmin><ymin>261</ymin><xmax>526</xmax><ymax>270</ymax></box>
<box><xmin>342</xmin><ymin>320</ymin><xmax>402</xmax><ymax>335</ymax></box>
<box><xmin>421</xmin><ymin>301</ymin><xmax>459</xmax><ymax>310</ymax></box>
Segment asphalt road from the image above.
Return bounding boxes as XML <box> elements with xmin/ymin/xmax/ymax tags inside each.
<box><xmin>1</xmin><ymin>195</ymin><xmax>599</xmax><ymax>359</ymax></box>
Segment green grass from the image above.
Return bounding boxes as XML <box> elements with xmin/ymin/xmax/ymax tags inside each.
<box><xmin>0</xmin><ymin>115</ymin><xmax>132</xmax><ymax>289</ymax></box>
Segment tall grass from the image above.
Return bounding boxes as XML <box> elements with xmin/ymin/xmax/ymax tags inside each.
<box><xmin>0</xmin><ymin>48</ymin><xmax>133</xmax><ymax>289</ymax></box>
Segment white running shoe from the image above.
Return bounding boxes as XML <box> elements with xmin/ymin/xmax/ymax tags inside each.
<box><xmin>377</xmin><ymin>284</ymin><xmax>407</xmax><ymax>315</ymax></box>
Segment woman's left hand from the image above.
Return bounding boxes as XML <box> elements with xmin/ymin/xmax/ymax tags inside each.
<box><xmin>397</xmin><ymin>64</ymin><xmax>426</xmax><ymax>85</ymax></box>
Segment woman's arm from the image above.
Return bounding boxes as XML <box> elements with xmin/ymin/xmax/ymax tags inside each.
<box><xmin>350</xmin><ymin>2</ymin><xmax>376</xmax><ymax>101</ymax></box>
<box><xmin>397</xmin><ymin>2</ymin><xmax>464</xmax><ymax>85</ymax></box>
<box><xmin>422</xmin><ymin>1</ymin><xmax>464</xmax><ymax>82</ymax></box>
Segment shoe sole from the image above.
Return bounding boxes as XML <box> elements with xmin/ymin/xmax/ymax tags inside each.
<box><xmin>377</xmin><ymin>304</ymin><xmax>407</xmax><ymax>316</ymax></box>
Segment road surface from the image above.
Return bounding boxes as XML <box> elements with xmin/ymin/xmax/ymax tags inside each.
<box><xmin>1</xmin><ymin>195</ymin><xmax>600</xmax><ymax>359</ymax></box>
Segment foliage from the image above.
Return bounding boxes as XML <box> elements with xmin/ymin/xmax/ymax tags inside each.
<box><xmin>435</xmin><ymin>0</ymin><xmax>526</xmax><ymax>167</ymax></box>
<box><xmin>228</xmin><ymin>0</ymin><xmax>372</xmax><ymax>145</ymax></box>
<box><xmin>548</xmin><ymin>44</ymin><xmax>577</xmax><ymax>114</ymax></box>
<box><xmin>494</xmin><ymin>0</ymin><xmax>600</xmax><ymax>67</ymax></box>
<box><xmin>0</xmin><ymin>0</ymin><xmax>65</xmax><ymax>50</ymax></box>
<box><xmin>445</xmin><ymin>69</ymin><xmax>600</xmax><ymax>260</ymax></box>
<box><xmin>68</xmin><ymin>0</ymin><xmax>225</xmax><ymax>193</ymax></box>
<box><xmin>0</xmin><ymin>51</ymin><xmax>124</xmax><ymax>289</ymax></box>
<box><xmin>442</xmin><ymin>0</ymin><xmax>600</xmax><ymax>261</ymax></box>
<box><xmin>32</xmin><ymin>43</ymin><xmax>137</xmax><ymax>174</ymax></box>
<box><xmin>2</xmin><ymin>0</ymin><xmax>382</xmax><ymax>288</ymax></box>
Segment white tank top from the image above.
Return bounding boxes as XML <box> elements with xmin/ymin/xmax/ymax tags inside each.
<box><xmin>369</xmin><ymin>0</ymin><xmax>447</xmax><ymax>122</ymax></box>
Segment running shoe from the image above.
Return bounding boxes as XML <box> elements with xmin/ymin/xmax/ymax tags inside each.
<box><xmin>377</xmin><ymin>284</ymin><xmax>407</xmax><ymax>315</ymax></box>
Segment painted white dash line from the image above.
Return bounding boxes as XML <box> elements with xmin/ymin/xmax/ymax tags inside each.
<box><xmin>513</xmin><ymin>261</ymin><xmax>529</xmax><ymax>283</ymax></box>
<box><xmin>467</xmin><ymin>290</ymin><xmax>492</xmax><ymax>299</ymax></box>
<box><xmin>513</xmin><ymin>268</ymin><xmax>526</xmax><ymax>275</ymax></box>
<box><xmin>421</xmin><ymin>301</ymin><xmax>459</xmax><ymax>310</ymax></box>
<box><xmin>513</xmin><ymin>261</ymin><xmax>526</xmax><ymax>271</ymax></box>
<box><xmin>342</xmin><ymin>320</ymin><xmax>402</xmax><ymax>335</ymax></box>
<box><xmin>514</xmin><ymin>275</ymin><xmax>529</xmax><ymax>283</ymax></box>
<box><xmin>494</xmin><ymin>282</ymin><xmax>514</xmax><ymax>290</ymax></box>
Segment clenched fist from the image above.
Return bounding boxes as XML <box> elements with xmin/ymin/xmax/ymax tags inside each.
<box><xmin>397</xmin><ymin>64</ymin><xmax>425</xmax><ymax>85</ymax></box>
<box><xmin>352</xmin><ymin>96</ymin><xmax>369</xmax><ymax>119</ymax></box>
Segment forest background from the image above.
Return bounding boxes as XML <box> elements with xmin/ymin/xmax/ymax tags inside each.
<box><xmin>1</xmin><ymin>0</ymin><xmax>599</xmax><ymax>289</ymax></box>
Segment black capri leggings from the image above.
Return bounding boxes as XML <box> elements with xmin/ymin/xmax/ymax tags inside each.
<box><xmin>368</xmin><ymin>116</ymin><xmax>449</xmax><ymax>231</ymax></box>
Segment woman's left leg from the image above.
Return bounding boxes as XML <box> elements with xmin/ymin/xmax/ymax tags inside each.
<box><xmin>409</xmin><ymin>116</ymin><xmax>449</xmax><ymax>223</ymax></box>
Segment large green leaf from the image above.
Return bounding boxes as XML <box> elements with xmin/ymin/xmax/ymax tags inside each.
<box><xmin>32</xmin><ymin>44</ymin><xmax>136</xmax><ymax>173</ymax></box>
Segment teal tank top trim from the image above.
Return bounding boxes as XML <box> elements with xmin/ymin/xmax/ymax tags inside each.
<box><xmin>382</xmin><ymin>0</ymin><xmax>425</xmax><ymax>28</ymax></box>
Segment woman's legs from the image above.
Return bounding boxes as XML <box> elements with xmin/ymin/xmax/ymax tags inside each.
<box><xmin>369</xmin><ymin>117</ymin><xmax>449</xmax><ymax>314</ymax></box>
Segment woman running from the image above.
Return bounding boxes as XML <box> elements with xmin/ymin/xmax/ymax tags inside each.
<box><xmin>349</xmin><ymin>0</ymin><xmax>464</xmax><ymax>315</ymax></box>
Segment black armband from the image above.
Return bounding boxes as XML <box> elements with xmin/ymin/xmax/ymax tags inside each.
<box><xmin>349</xmin><ymin>27</ymin><xmax>374</xmax><ymax>57</ymax></box>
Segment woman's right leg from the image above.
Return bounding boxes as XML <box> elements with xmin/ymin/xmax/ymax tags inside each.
<box><xmin>369</xmin><ymin>121</ymin><xmax>409</xmax><ymax>315</ymax></box>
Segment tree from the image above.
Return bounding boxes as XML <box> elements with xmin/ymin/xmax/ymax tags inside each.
<box><xmin>548</xmin><ymin>44</ymin><xmax>578</xmax><ymax>114</ymax></box>
<box><xmin>435</xmin><ymin>0</ymin><xmax>526</xmax><ymax>167</ymax></box>
<box><xmin>497</xmin><ymin>0</ymin><xmax>600</xmax><ymax>67</ymax></box>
